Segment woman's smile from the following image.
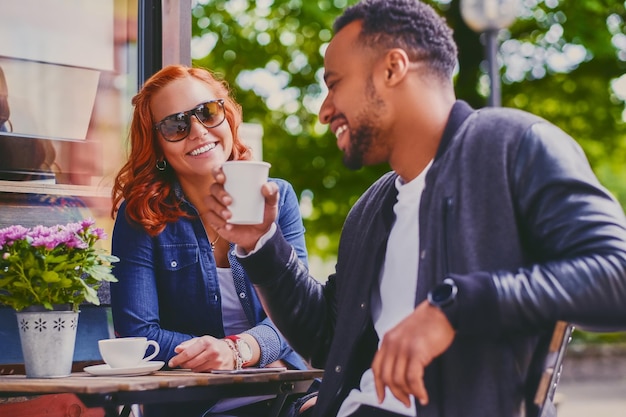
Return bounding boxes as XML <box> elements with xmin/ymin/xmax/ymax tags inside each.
<box><xmin>188</xmin><ymin>142</ymin><xmax>217</xmax><ymax>156</ymax></box>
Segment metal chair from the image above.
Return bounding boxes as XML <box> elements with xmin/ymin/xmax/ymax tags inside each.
<box><xmin>533</xmin><ymin>321</ymin><xmax>574</xmax><ymax>417</ymax></box>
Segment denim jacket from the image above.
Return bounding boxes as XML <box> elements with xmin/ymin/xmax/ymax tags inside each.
<box><xmin>110</xmin><ymin>178</ymin><xmax>308</xmax><ymax>369</ymax></box>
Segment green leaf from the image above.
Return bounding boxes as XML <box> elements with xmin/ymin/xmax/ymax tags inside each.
<box><xmin>59</xmin><ymin>277</ymin><xmax>74</xmax><ymax>288</ymax></box>
<box><xmin>41</xmin><ymin>270</ymin><xmax>61</xmax><ymax>283</ymax></box>
<box><xmin>0</xmin><ymin>276</ymin><xmax>16</xmax><ymax>286</ymax></box>
<box><xmin>81</xmin><ymin>284</ymin><xmax>100</xmax><ymax>305</ymax></box>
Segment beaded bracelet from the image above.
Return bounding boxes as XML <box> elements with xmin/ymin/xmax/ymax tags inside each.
<box><xmin>223</xmin><ymin>338</ymin><xmax>243</xmax><ymax>370</ymax></box>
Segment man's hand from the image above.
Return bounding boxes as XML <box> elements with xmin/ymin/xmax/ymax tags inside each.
<box><xmin>204</xmin><ymin>166</ymin><xmax>279</xmax><ymax>253</ymax></box>
<box><xmin>371</xmin><ymin>301</ymin><xmax>455</xmax><ymax>408</ymax></box>
<box><xmin>168</xmin><ymin>336</ymin><xmax>235</xmax><ymax>372</ymax></box>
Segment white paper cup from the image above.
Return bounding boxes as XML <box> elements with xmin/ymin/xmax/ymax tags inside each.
<box><xmin>222</xmin><ymin>161</ymin><xmax>271</xmax><ymax>224</ymax></box>
<box><xmin>98</xmin><ymin>337</ymin><xmax>160</xmax><ymax>368</ymax></box>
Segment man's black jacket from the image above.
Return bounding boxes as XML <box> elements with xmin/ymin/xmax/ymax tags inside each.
<box><xmin>239</xmin><ymin>101</ymin><xmax>626</xmax><ymax>417</ymax></box>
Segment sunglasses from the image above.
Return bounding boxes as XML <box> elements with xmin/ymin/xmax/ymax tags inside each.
<box><xmin>154</xmin><ymin>99</ymin><xmax>226</xmax><ymax>142</ymax></box>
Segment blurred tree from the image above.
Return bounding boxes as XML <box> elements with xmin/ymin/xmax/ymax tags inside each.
<box><xmin>500</xmin><ymin>0</ymin><xmax>626</xmax><ymax>207</ymax></box>
<box><xmin>191</xmin><ymin>0</ymin><xmax>626</xmax><ymax>270</ymax></box>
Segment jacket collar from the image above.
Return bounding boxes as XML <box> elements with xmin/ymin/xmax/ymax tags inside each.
<box><xmin>172</xmin><ymin>181</ymin><xmax>198</xmax><ymax>214</ymax></box>
<box><xmin>434</xmin><ymin>100</ymin><xmax>475</xmax><ymax>161</ymax></box>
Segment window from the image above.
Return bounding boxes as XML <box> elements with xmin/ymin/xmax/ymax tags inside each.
<box><xmin>0</xmin><ymin>0</ymin><xmax>191</xmax><ymax>246</ymax></box>
<box><xmin>0</xmin><ymin>0</ymin><xmax>138</xmax><ymax>237</ymax></box>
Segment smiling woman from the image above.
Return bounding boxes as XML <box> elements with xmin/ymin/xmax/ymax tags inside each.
<box><xmin>109</xmin><ymin>64</ymin><xmax>312</xmax><ymax>417</ymax></box>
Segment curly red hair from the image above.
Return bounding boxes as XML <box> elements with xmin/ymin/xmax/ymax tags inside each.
<box><xmin>111</xmin><ymin>65</ymin><xmax>252</xmax><ymax>236</ymax></box>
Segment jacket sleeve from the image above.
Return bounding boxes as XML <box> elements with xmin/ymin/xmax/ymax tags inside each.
<box><xmin>238</xmin><ymin>230</ymin><xmax>336</xmax><ymax>367</ymax></box>
<box><xmin>109</xmin><ymin>204</ymin><xmax>192</xmax><ymax>362</ymax></box>
<box><xmin>453</xmin><ymin>122</ymin><xmax>626</xmax><ymax>335</ymax></box>
<box><xmin>244</xmin><ymin>316</ymin><xmax>299</xmax><ymax>367</ymax></box>
<box><xmin>274</xmin><ymin>178</ymin><xmax>309</xmax><ymax>267</ymax></box>
<box><xmin>242</xmin><ymin>179</ymin><xmax>312</xmax><ymax>368</ymax></box>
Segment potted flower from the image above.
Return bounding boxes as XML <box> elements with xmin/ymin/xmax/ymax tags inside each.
<box><xmin>0</xmin><ymin>219</ymin><xmax>119</xmax><ymax>378</ymax></box>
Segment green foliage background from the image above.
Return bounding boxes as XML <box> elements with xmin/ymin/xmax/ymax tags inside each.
<box><xmin>191</xmin><ymin>0</ymin><xmax>626</xmax><ymax>343</ymax></box>
<box><xmin>191</xmin><ymin>0</ymin><xmax>626</xmax><ymax>271</ymax></box>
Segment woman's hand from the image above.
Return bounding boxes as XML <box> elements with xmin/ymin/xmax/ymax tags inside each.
<box><xmin>168</xmin><ymin>336</ymin><xmax>234</xmax><ymax>372</ymax></box>
<box><xmin>168</xmin><ymin>333</ymin><xmax>262</xmax><ymax>372</ymax></box>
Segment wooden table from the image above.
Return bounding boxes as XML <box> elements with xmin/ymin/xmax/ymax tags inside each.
<box><xmin>0</xmin><ymin>369</ymin><xmax>323</xmax><ymax>417</ymax></box>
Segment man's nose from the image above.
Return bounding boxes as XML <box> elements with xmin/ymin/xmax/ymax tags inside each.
<box><xmin>318</xmin><ymin>95</ymin><xmax>333</xmax><ymax>125</ymax></box>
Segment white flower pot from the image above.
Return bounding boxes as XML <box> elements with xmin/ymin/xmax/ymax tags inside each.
<box><xmin>16</xmin><ymin>308</ymin><xmax>79</xmax><ymax>378</ymax></box>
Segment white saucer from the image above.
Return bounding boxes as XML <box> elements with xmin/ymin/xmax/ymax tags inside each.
<box><xmin>84</xmin><ymin>361</ymin><xmax>165</xmax><ymax>377</ymax></box>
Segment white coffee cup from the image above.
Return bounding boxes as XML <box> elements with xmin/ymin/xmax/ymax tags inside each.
<box><xmin>98</xmin><ymin>337</ymin><xmax>160</xmax><ymax>368</ymax></box>
<box><xmin>222</xmin><ymin>161</ymin><xmax>271</xmax><ymax>224</ymax></box>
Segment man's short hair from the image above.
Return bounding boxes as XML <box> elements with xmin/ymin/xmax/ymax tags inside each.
<box><xmin>334</xmin><ymin>0</ymin><xmax>458</xmax><ymax>81</ymax></box>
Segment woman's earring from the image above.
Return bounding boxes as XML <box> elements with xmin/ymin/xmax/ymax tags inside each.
<box><xmin>155</xmin><ymin>159</ymin><xmax>167</xmax><ymax>171</ymax></box>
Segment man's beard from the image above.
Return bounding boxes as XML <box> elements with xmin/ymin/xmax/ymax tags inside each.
<box><xmin>342</xmin><ymin>78</ymin><xmax>385</xmax><ymax>170</ymax></box>
<box><xmin>343</xmin><ymin>122</ymin><xmax>375</xmax><ymax>170</ymax></box>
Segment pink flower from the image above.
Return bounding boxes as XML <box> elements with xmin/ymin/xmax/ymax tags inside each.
<box><xmin>0</xmin><ymin>225</ymin><xmax>30</xmax><ymax>246</ymax></box>
<box><xmin>0</xmin><ymin>218</ymin><xmax>119</xmax><ymax>311</ymax></box>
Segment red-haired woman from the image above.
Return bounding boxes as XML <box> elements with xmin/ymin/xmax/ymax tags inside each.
<box><xmin>110</xmin><ymin>65</ymin><xmax>309</xmax><ymax>417</ymax></box>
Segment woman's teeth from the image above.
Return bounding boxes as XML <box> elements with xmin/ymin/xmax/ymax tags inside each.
<box><xmin>189</xmin><ymin>143</ymin><xmax>217</xmax><ymax>156</ymax></box>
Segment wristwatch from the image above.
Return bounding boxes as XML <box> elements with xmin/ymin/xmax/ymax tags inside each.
<box><xmin>427</xmin><ymin>278</ymin><xmax>459</xmax><ymax>328</ymax></box>
<box><xmin>224</xmin><ymin>335</ymin><xmax>253</xmax><ymax>369</ymax></box>
<box><xmin>427</xmin><ymin>278</ymin><xmax>458</xmax><ymax>309</ymax></box>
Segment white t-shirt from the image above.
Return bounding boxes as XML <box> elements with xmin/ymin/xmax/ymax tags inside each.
<box><xmin>210</xmin><ymin>267</ymin><xmax>273</xmax><ymax>413</ymax></box>
<box><xmin>337</xmin><ymin>162</ymin><xmax>431</xmax><ymax>417</ymax></box>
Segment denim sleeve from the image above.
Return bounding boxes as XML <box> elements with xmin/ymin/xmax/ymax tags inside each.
<box><xmin>273</xmin><ymin>179</ymin><xmax>308</xmax><ymax>267</ymax></box>
<box><xmin>243</xmin><ymin>319</ymin><xmax>282</xmax><ymax>366</ymax></box>
<box><xmin>244</xmin><ymin>316</ymin><xmax>307</xmax><ymax>369</ymax></box>
<box><xmin>109</xmin><ymin>204</ymin><xmax>192</xmax><ymax>362</ymax></box>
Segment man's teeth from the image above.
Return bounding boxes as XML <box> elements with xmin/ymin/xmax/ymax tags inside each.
<box><xmin>189</xmin><ymin>143</ymin><xmax>217</xmax><ymax>156</ymax></box>
<box><xmin>335</xmin><ymin>125</ymin><xmax>348</xmax><ymax>138</ymax></box>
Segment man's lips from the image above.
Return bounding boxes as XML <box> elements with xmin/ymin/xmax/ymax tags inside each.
<box><xmin>335</xmin><ymin>124</ymin><xmax>348</xmax><ymax>139</ymax></box>
<box><xmin>334</xmin><ymin>124</ymin><xmax>349</xmax><ymax>151</ymax></box>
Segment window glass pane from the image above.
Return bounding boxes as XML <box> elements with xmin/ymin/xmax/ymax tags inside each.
<box><xmin>0</xmin><ymin>0</ymin><xmax>138</xmax><ymax>240</ymax></box>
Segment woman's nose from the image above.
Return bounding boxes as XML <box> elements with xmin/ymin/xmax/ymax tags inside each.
<box><xmin>187</xmin><ymin>115</ymin><xmax>206</xmax><ymax>139</ymax></box>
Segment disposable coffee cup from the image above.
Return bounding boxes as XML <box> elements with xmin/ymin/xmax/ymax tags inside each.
<box><xmin>222</xmin><ymin>161</ymin><xmax>271</xmax><ymax>224</ymax></box>
<box><xmin>98</xmin><ymin>337</ymin><xmax>160</xmax><ymax>368</ymax></box>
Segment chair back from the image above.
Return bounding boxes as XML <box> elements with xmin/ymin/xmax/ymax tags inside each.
<box><xmin>530</xmin><ymin>321</ymin><xmax>574</xmax><ymax>417</ymax></box>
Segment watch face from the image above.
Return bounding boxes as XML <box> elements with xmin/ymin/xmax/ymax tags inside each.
<box><xmin>237</xmin><ymin>339</ymin><xmax>253</xmax><ymax>362</ymax></box>
<box><xmin>431</xmin><ymin>283</ymin><xmax>454</xmax><ymax>303</ymax></box>
<box><xmin>428</xmin><ymin>279</ymin><xmax>457</xmax><ymax>308</ymax></box>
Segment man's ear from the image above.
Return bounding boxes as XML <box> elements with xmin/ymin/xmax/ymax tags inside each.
<box><xmin>384</xmin><ymin>49</ymin><xmax>411</xmax><ymax>86</ymax></box>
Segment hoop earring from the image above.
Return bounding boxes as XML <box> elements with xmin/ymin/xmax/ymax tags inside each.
<box><xmin>155</xmin><ymin>159</ymin><xmax>167</xmax><ymax>171</ymax></box>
